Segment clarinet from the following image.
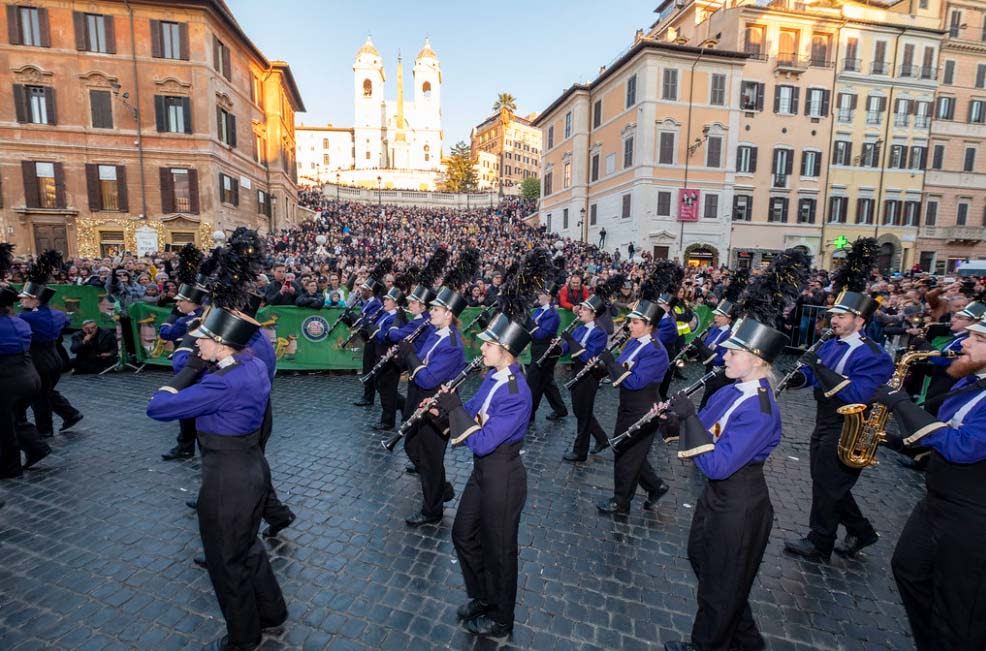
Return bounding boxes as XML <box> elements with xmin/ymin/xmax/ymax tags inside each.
<box><xmin>463</xmin><ymin>304</ymin><xmax>497</xmax><ymax>332</ymax></box>
<box><xmin>534</xmin><ymin>319</ymin><xmax>579</xmax><ymax>367</ymax></box>
<box><xmin>329</xmin><ymin>303</ymin><xmax>357</xmax><ymax>333</ymax></box>
<box><xmin>607</xmin><ymin>368</ymin><xmax>724</xmax><ymax>448</ymax></box>
<box><xmin>338</xmin><ymin>312</ymin><xmax>372</xmax><ymax>349</ymax></box>
<box><xmin>671</xmin><ymin>322</ymin><xmax>714</xmax><ymax>368</ymax></box>
<box><xmin>381</xmin><ymin>356</ymin><xmax>485</xmax><ymax>452</ymax></box>
<box><xmin>774</xmin><ymin>328</ymin><xmax>834</xmax><ymax>397</ymax></box>
<box><xmin>359</xmin><ymin>318</ymin><xmax>430</xmax><ymax>384</ymax></box>
<box><xmin>563</xmin><ymin>327</ymin><xmax>631</xmax><ymax>390</ymax></box>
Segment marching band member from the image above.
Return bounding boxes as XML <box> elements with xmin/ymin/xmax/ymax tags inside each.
<box><xmin>871</xmin><ymin>316</ymin><xmax>986</xmax><ymax>651</ymax></box>
<box><xmin>596</xmin><ymin>293</ymin><xmax>670</xmax><ymax>514</ymax></box>
<box><xmin>782</xmin><ymin>238</ymin><xmax>894</xmax><ymax>562</ymax></box>
<box><xmin>654</xmin><ymin>262</ymin><xmax>685</xmax><ymax>401</ymax></box>
<box><xmin>398</xmin><ymin>249</ymin><xmax>477</xmax><ymax>527</ymax></box>
<box><xmin>370</xmin><ymin>282</ymin><xmax>407</xmax><ymax>431</ymax></box>
<box><xmin>525</xmin><ymin>283</ymin><xmax>568</xmax><ymax>422</ymax></box>
<box><xmin>559</xmin><ymin>293</ymin><xmax>610</xmax><ymax>462</ymax></box>
<box><xmin>687</xmin><ymin>270</ymin><xmax>747</xmax><ymax>409</ymax></box>
<box><xmin>351</xmin><ymin>260</ymin><xmax>389</xmax><ymax>408</ymax></box>
<box><xmin>663</xmin><ymin>251</ymin><xmax>803</xmax><ymax>651</ymax></box>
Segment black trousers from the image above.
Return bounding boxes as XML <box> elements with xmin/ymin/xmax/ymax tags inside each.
<box><xmin>612</xmin><ymin>391</ymin><xmax>663</xmax><ymax>508</ymax></box>
<box><xmin>525</xmin><ymin>355</ymin><xmax>566</xmax><ymax>418</ymax></box>
<box><xmin>0</xmin><ymin>353</ymin><xmax>47</xmax><ymax>477</ymax></box>
<box><xmin>893</xmin><ymin>496</ymin><xmax>986</xmax><ymax>651</ymax></box>
<box><xmin>688</xmin><ymin>463</ymin><xmax>772</xmax><ymax>651</ymax></box>
<box><xmin>376</xmin><ymin>359</ymin><xmax>402</xmax><ymax>427</ymax></box>
<box><xmin>569</xmin><ymin>368</ymin><xmax>608</xmax><ymax>457</ymax></box>
<box><xmin>29</xmin><ymin>343</ymin><xmax>79</xmax><ymax>435</ymax></box>
<box><xmin>360</xmin><ymin>341</ymin><xmax>375</xmax><ymax>403</ymax></box>
<box><xmin>197</xmin><ymin>430</ymin><xmax>286</xmax><ymax>647</ymax></box>
<box><xmin>660</xmin><ymin>336</ymin><xmax>685</xmax><ymax>400</ymax></box>
<box><xmin>176</xmin><ymin>418</ymin><xmax>197</xmax><ymax>451</ymax></box>
<box><xmin>404</xmin><ymin>382</ymin><xmax>450</xmax><ymax>518</ymax></box>
<box><xmin>258</xmin><ymin>399</ymin><xmax>292</xmax><ymax>529</ymax></box>
<box><xmin>452</xmin><ymin>440</ymin><xmax>527</xmax><ymax>628</ymax></box>
<box><xmin>698</xmin><ymin>366</ymin><xmax>731</xmax><ymax>410</ymax></box>
<box><xmin>807</xmin><ymin>426</ymin><xmax>874</xmax><ymax>554</ymax></box>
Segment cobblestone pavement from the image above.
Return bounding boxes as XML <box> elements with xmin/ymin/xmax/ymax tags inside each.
<box><xmin>0</xmin><ymin>358</ymin><xmax>924</xmax><ymax>651</ymax></box>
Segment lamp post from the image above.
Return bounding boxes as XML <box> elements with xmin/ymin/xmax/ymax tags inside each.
<box><xmin>579</xmin><ymin>207</ymin><xmax>586</xmax><ymax>244</ymax></box>
<box><xmin>335</xmin><ymin>173</ymin><xmax>340</xmax><ymax>203</ymax></box>
<box><xmin>377</xmin><ymin>175</ymin><xmax>382</xmax><ymax>211</ymax></box>
<box><xmin>109</xmin><ymin>80</ymin><xmax>147</xmax><ymax>220</ymax></box>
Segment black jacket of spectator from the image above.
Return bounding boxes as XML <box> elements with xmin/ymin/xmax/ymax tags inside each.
<box><xmin>70</xmin><ymin>328</ymin><xmax>117</xmax><ymax>373</ymax></box>
<box><xmin>264</xmin><ymin>280</ymin><xmax>302</xmax><ymax>306</ymax></box>
<box><xmin>295</xmin><ymin>290</ymin><xmax>324</xmax><ymax>309</ymax></box>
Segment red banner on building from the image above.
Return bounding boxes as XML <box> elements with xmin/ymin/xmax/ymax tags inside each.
<box><xmin>678</xmin><ymin>189</ymin><xmax>701</xmax><ymax>221</ymax></box>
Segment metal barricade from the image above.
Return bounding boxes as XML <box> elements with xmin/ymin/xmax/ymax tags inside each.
<box><xmin>789</xmin><ymin>304</ymin><xmax>831</xmax><ymax>351</ymax></box>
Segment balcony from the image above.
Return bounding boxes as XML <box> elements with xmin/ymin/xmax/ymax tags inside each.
<box><xmin>776</xmin><ymin>52</ymin><xmax>808</xmax><ymax>73</ymax></box>
<box><xmin>914</xmin><ymin>115</ymin><xmax>930</xmax><ymax>128</ymax></box>
<box><xmin>772</xmin><ymin>173</ymin><xmax>788</xmax><ymax>189</ymax></box>
<box><xmin>843</xmin><ymin>57</ymin><xmax>861</xmax><ymax>72</ymax></box>
<box><xmin>921</xmin><ymin>66</ymin><xmax>937</xmax><ymax>80</ymax></box>
<box><xmin>744</xmin><ymin>48</ymin><xmax>769</xmax><ymax>62</ymax></box>
<box><xmin>809</xmin><ymin>57</ymin><xmax>834</xmax><ymax>69</ymax></box>
<box><xmin>865</xmin><ymin>111</ymin><xmax>882</xmax><ymax>125</ymax></box>
<box><xmin>899</xmin><ymin>64</ymin><xmax>917</xmax><ymax>78</ymax></box>
<box><xmin>944</xmin><ymin>226</ymin><xmax>984</xmax><ymax>242</ymax></box>
<box><xmin>894</xmin><ymin>114</ymin><xmax>909</xmax><ymax>127</ymax></box>
<box><xmin>837</xmin><ymin>109</ymin><xmax>853</xmax><ymax>122</ymax></box>
<box><xmin>871</xmin><ymin>61</ymin><xmax>890</xmax><ymax>75</ymax></box>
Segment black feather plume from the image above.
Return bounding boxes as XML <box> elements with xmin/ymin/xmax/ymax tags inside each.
<box><xmin>0</xmin><ymin>243</ymin><xmax>13</xmax><ymax>278</ymax></box>
<box><xmin>27</xmin><ymin>250</ymin><xmax>62</xmax><ymax>284</ymax></box>
<box><xmin>723</xmin><ymin>269</ymin><xmax>750</xmax><ymax>303</ymax></box>
<box><xmin>594</xmin><ymin>273</ymin><xmax>627</xmax><ymax>302</ymax></box>
<box><xmin>831</xmin><ymin>237</ymin><xmax>878</xmax><ymax>293</ymax></box>
<box><xmin>394</xmin><ymin>267</ymin><xmax>418</xmax><ymax>294</ymax></box>
<box><xmin>368</xmin><ymin>258</ymin><xmax>393</xmax><ymax>282</ymax></box>
<box><xmin>211</xmin><ymin>228</ymin><xmax>266</xmax><ymax>311</ymax></box>
<box><xmin>197</xmin><ymin>246</ymin><xmax>223</xmax><ymax>285</ymax></box>
<box><xmin>639</xmin><ymin>260</ymin><xmax>681</xmax><ymax>301</ymax></box>
<box><xmin>419</xmin><ymin>246</ymin><xmax>449</xmax><ymax>289</ymax></box>
<box><xmin>176</xmin><ymin>244</ymin><xmax>203</xmax><ymax>286</ymax></box>
<box><xmin>736</xmin><ymin>248</ymin><xmax>809</xmax><ymax>327</ymax></box>
<box><xmin>498</xmin><ymin>248</ymin><xmax>553</xmax><ymax>321</ymax></box>
<box><xmin>444</xmin><ymin>247</ymin><xmax>481</xmax><ymax>292</ymax></box>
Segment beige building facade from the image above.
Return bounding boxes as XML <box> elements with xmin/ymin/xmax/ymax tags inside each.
<box><xmin>471</xmin><ymin>109</ymin><xmax>541</xmax><ymax>195</ymax></box>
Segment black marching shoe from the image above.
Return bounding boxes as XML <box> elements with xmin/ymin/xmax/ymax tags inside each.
<box><xmin>202</xmin><ymin>634</ymin><xmax>258</xmax><ymax>651</ymax></box>
<box><xmin>897</xmin><ymin>456</ymin><xmax>928</xmax><ymax>472</ymax></box>
<box><xmin>562</xmin><ymin>451</ymin><xmax>587</xmax><ymax>463</ymax></box>
<box><xmin>353</xmin><ymin>399</ymin><xmax>373</xmax><ymax>407</ymax></box>
<box><xmin>664</xmin><ymin>642</ymin><xmax>698</xmax><ymax>651</ymax></box>
<box><xmin>405</xmin><ymin>512</ymin><xmax>442</xmax><ymax>527</ymax></box>
<box><xmin>596</xmin><ymin>499</ymin><xmax>629</xmax><ymax>515</ymax></box>
<box><xmin>443</xmin><ymin>482</ymin><xmax>455</xmax><ymax>503</ymax></box>
<box><xmin>23</xmin><ymin>447</ymin><xmax>50</xmax><ymax>470</ymax></box>
<box><xmin>643</xmin><ymin>483</ymin><xmax>670</xmax><ymax>510</ymax></box>
<box><xmin>193</xmin><ymin>556</ymin><xmax>208</xmax><ymax>568</ymax></box>
<box><xmin>463</xmin><ymin>614</ymin><xmax>512</xmax><ymax>638</ymax></box>
<box><xmin>186</xmin><ymin>500</ymin><xmax>198</xmax><ymax>510</ymax></box>
<box><xmin>834</xmin><ymin>531</ymin><xmax>880</xmax><ymax>558</ymax></box>
<box><xmin>456</xmin><ymin>599</ymin><xmax>491</xmax><ymax>621</ymax></box>
<box><xmin>783</xmin><ymin>537</ymin><xmax>831</xmax><ymax>562</ymax></box>
<box><xmin>546</xmin><ymin>411</ymin><xmax>568</xmax><ymax>421</ymax></box>
<box><xmin>162</xmin><ymin>446</ymin><xmax>194</xmax><ymax>461</ymax></box>
<box><xmin>263</xmin><ymin>511</ymin><xmax>296</xmax><ymax>538</ymax></box>
<box><xmin>371</xmin><ymin>422</ymin><xmax>394</xmax><ymax>431</ymax></box>
<box><xmin>591</xmin><ymin>440</ymin><xmax>610</xmax><ymax>454</ymax></box>
<box><xmin>60</xmin><ymin>413</ymin><xmax>84</xmax><ymax>432</ymax></box>
<box><xmin>405</xmin><ymin>464</ymin><xmax>418</xmax><ymax>475</ymax></box>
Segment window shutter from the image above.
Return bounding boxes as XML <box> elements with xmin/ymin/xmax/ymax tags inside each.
<box><xmin>222</xmin><ymin>45</ymin><xmax>231</xmax><ymax>81</ymax></box>
<box><xmin>879</xmin><ymin>97</ymin><xmax>887</xmax><ymax>112</ymax></box>
<box><xmin>218</xmin><ymin>173</ymin><xmax>225</xmax><ymax>202</ymax></box>
<box><xmin>44</xmin><ymin>87</ymin><xmax>56</xmax><ymax>125</ymax></box>
<box><xmin>85</xmin><ymin>164</ymin><xmax>101</xmax><ymax>210</ymax></box>
<box><xmin>851</xmin><ymin>94</ymin><xmax>858</xmax><ymax>110</ymax></box>
<box><xmin>182</xmin><ymin>96</ymin><xmax>192</xmax><ymax>133</ymax></box>
<box><xmin>216</xmin><ymin>105</ymin><xmax>222</xmax><ymax>140</ymax></box>
<box><xmin>785</xmin><ymin>149</ymin><xmax>794</xmax><ymax>175</ymax></box>
<box><xmin>159</xmin><ymin>167</ymin><xmax>174</xmax><ymax>213</ymax></box>
<box><xmin>800</xmin><ymin>151</ymin><xmax>808</xmax><ymax>175</ymax></box>
<box><xmin>232</xmin><ymin>178</ymin><xmax>239</xmax><ymax>206</ymax></box>
<box><xmin>856</xmin><ymin>198</ymin><xmax>864</xmax><ymax>223</ymax></box>
<box><xmin>755</xmin><ymin>83</ymin><xmax>765</xmax><ymax>111</ymax></box>
<box><xmin>213</xmin><ymin>35</ymin><xmax>220</xmax><ymax>71</ymax></box>
<box><xmin>188</xmin><ymin>169</ymin><xmax>199</xmax><ymax>214</ymax></box>
<box><xmin>821</xmin><ymin>90</ymin><xmax>830</xmax><ymax>116</ymax></box>
<box><xmin>116</xmin><ymin>166</ymin><xmax>128</xmax><ymax>212</ymax></box>
<box><xmin>845</xmin><ymin>142</ymin><xmax>852</xmax><ymax>165</ymax></box>
<box><xmin>804</xmin><ymin>90</ymin><xmax>812</xmax><ymax>116</ymax></box>
<box><xmin>73</xmin><ymin>12</ymin><xmax>87</xmax><ymax>50</ymax></box>
<box><xmin>150</xmin><ymin>20</ymin><xmax>162</xmax><ymax>58</ymax></box>
<box><xmin>22</xmin><ymin>161</ymin><xmax>39</xmax><ymax>208</ymax></box>
<box><xmin>104</xmin><ymin>15</ymin><xmax>116</xmax><ymax>54</ymax></box>
<box><xmin>736</xmin><ymin>148</ymin><xmax>742</xmax><ymax>171</ymax></box>
<box><xmin>749</xmin><ymin>147</ymin><xmax>757</xmax><ymax>172</ymax></box>
<box><xmin>791</xmin><ymin>87</ymin><xmax>800</xmax><ymax>114</ymax></box>
<box><xmin>13</xmin><ymin>84</ymin><xmax>27</xmax><ymax>123</ymax></box>
<box><xmin>154</xmin><ymin>96</ymin><xmax>166</xmax><ymax>131</ymax></box>
<box><xmin>178</xmin><ymin>23</ymin><xmax>189</xmax><ymax>60</ymax></box>
<box><xmin>91</xmin><ymin>90</ymin><xmax>112</xmax><ymax>128</ymax></box>
<box><xmin>837</xmin><ymin>92</ymin><xmax>846</xmax><ymax>109</ymax></box>
<box><xmin>773</xmin><ymin>85</ymin><xmax>781</xmax><ymax>113</ymax></box>
<box><xmin>814</xmin><ymin>152</ymin><xmax>821</xmax><ymax>176</ymax></box>
<box><xmin>7</xmin><ymin>6</ymin><xmax>21</xmax><ymax>45</ymax></box>
<box><xmin>977</xmin><ymin>65</ymin><xmax>986</xmax><ymax>88</ymax></box>
<box><xmin>53</xmin><ymin>162</ymin><xmax>65</xmax><ymax>208</ymax></box>
<box><xmin>772</xmin><ymin>148</ymin><xmax>780</xmax><ymax>174</ymax></box>
<box><xmin>228</xmin><ymin>114</ymin><xmax>236</xmax><ymax>148</ymax></box>
<box><xmin>38</xmin><ymin>8</ymin><xmax>50</xmax><ymax>47</ymax></box>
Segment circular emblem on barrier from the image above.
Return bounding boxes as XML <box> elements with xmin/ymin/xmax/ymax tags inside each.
<box><xmin>301</xmin><ymin>315</ymin><xmax>330</xmax><ymax>343</ymax></box>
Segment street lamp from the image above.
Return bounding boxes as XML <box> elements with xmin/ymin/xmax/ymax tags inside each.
<box><xmin>335</xmin><ymin>173</ymin><xmax>340</xmax><ymax>203</ymax></box>
<box><xmin>109</xmin><ymin>80</ymin><xmax>148</xmax><ymax>220</ymax></box>
<box><xmin>377</xmin><ymin>175</ymin><xmax>382</xmax><ymax>211</ymax></box>
<box><xmin>579</xmin><ymin>207</ymin><xmax>586</xmax><ymax>243</ymax></box>
<box><xmin>212</xmin><ymin>229</ymin><xmax>227</xmax><ymax>244</ymax></box>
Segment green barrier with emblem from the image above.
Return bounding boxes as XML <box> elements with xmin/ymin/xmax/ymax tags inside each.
<box><xmin>12</xmin><ymin>283</ymin><xmax>119</xmax><ymax>330</ymax></box>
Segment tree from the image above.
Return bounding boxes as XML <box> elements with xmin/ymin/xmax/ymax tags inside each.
<box><xmin>438</xmin><ymin>141</ymin><xmax>478</xmax><ymax>193</ymax></box>
<box><xmin>520</xmin><ymin>176</ymin><xmax>540</xmax><ymax>201</ymax></box>
<box><xmin>492</xmin><ymin>93</ymin><xmax>517</xmax><ymax>113</ymax></box>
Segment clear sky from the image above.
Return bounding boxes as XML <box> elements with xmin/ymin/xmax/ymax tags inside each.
<box><xmin>231</xmin><ymin>0</ymin><xmax>654</xmax><ymax>148</ymax></box>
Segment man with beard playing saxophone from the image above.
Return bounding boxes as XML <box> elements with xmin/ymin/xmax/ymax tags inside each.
<box><xmin>782</xmin><ymin>238</ymin><xmax>894</xmax><ymax>563</ymax></box>
<box><xmin>869</xmin><ymin>315</ymin><xmax>986</xmax><ymax>651</ymax></box>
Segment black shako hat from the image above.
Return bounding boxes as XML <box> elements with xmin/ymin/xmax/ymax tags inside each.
<box><xmin>627</xmin><ymin>299</ymin><xmax>665</xmax><ymax>324</ymax></box>
<box><xmin>190</xmin><ymin>306</ymin><xmax>260</xmax><ymax>349</ymax></box>
<box><xmin>477</xmin><ymin>313</ymin><xmax>532</xmax><ymax>358</ymax></box>
<box><xmin>713</xmin><ymin>299</ymin><xmax>738</xmax><ymax>318</ymax></box>
<box><xmin>957</xmin><ymin>301</ymin><xmax>986</xmax><ymax>320</ymax></box>
<box><xmin>828</xmin><ymin>289</ymin><xmax>878</xmax><ymax>320</ymax></box>
<box><xmin>579</xmin><ymin>294</ymin><xmax>607</xmax><ymax>316</ymax></box>
<box><xmin>408</xmin><ymin>284</ymin><xmax>435</xmax><ymax>305</ymax></box>
<box><xmin>176</xmin><ymin>282</ymin><xmax>210</xmax><ymax>305</ymax></box>
<box><xmin>0</xmin><ymin>286</ymin><xmax>19</xmax><ymax>307</ymax></box>
<box><xmin>430</xmin><ymin>286</ymin><xmax>467</xmax><ymax>317</ymax></box>
<box><xmin>720</xmin><ymin>318</ymin><xmax>787</xmax><ymax>363</ymax></box>
<box><xmin>384</xmin><ymin>286</ymin><xmax>405</xmax><ymax>305</ymax></box>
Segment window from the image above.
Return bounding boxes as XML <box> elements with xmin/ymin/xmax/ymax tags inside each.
<box><xmin>769</xmin><ymin>197</ymin><xmax>789</xmax><ymax>223</ymax></box>
<box><xmin>866</xmin><ymin>95</ymin><xmax>886</xmax><ymax>124</ymax></box>
<box><xmin>844</xmin><ymin>37</ymin><xmax>859</xmax><ymax>71</ymax></box>
<box><xmin>544</xmin><ymin>172</ymin><xmax>552</xmax><ymax>195</ymax></box>
<box><xmin>86</xmin><ymin>164</ymin><xmax>127</xmax><ymax>211</ymax></box>
<box><xmin>217</xmin><ymin>107</ymin><xmax>236</xmax><ymax>147</ymax></box>
<box><xmin>258</xmin><ymin>189</ymin><xmax>271</xmax><ymax>217</ymax></box>
<box><xmin>591</xmin><ymin>153</ymin><xmax>600</xmax><ymax>181</ymax></box>
<box><xmin>883</xmin><ymin>199</ymin><xmax>901</xmax><ymax>225</ymax></box>
<box><xmin>873</xmin><ymin>41</ymin><xmax>888</xmax><ymax>74</ymax></box>
<box><xmin>626</xmin><ymin>74</ymin><xmax>637</xmax><ymax>108</ymax></box>
<box><xmin>743</xmin><ymin>25</ymin><xmax>764</xmax><ymax>56</ymax></box>
<box><xmin>219</xmin><ymin>172</ymin><xmax>239</xmax><ymax>205</ymax></box>
<box><xmin>931</xmin><ymin>144</ymin><xmax>945</xmax><ymax>170</ymax></box>
<box><xmin>772</xmin><ymin>147</ymin><xmax>793</xmax><ymax>186</ymax></box>
<box><xmin>915</xmin><ymin>101</ymin><xmax>931</xmax><ymax>127</ymax></box>
<box><xmin>778</xmin><ymin>29</ymin><xmax>799</xmax><ymax>65</ymax></box>
<box><xmin>798</xmin><ymin>198</ymin><xmax>817</xmax><ymax>223</ymax></box>
<box><xmin>706</xmin><ymin>136</ymin><xmax>722</xmax><ymax>168</ymax></box>
<box><xmin>564</xmin><ymin>112</ymin><xmax>572</xmax><ymax>139</ymax></box>
<box><xmin>828</xmin><ymin>196</ymin><xmax>848</xmax><ymax>223</ymax></box>
<box><xmin>800</xmin><ymin>150</ymin><xmax>821</xmax><ymax>177</ymax></box>
<box><xmin>546</xmin><ymin>214</ymin><xmax>551</xmax><ymax>230</ymax></box>
<box><xmin>925</xmin><ymin>199</ymin><xmax>938</xmax><ymax>226</ymax></box>
<box><xmin>323</xmin><ymin>153</ymin><xmax>329</xmax><ymax>165</ymax></box>
<box><xmin>900</xmin><ymin>44</ymin><xmax>915</xmax><ymax>77</ymax></box>
<box><xmin>547</xmin><ymin>126</ymin><xmax>554</xmax><ymax>149</ymax></box>
<box><xmin>363</xmin><ymin>79</ymin><xmax>372</xmax><ymax>97</ymax></box>
<box><xmin>593</xmin><ymin>100</ymin><xmax>602</xmax><ymax>128</ymax></box>
<box><xmin>810</xmin><ymin>34</ymin><xmax>830</xmax><ymax>66</ymax></box>
<box><xmin>949</xmin><ymin>10</ymin><xmax>962</xmax><ymax>38</ymax></box>
<box><xmin>972</xmin><ymin>100</ymin><xmax>986</xmax><ymax>124</ymax></box>
<box><xmin>774</xmin><ymin>85</ymin><xmax>799</xmax><ymax>114</ymax></box>
<box><xmin>736</xmin><ymin>145</ymin><xmax>757</xmax><ymax>173</ymax></box>
<box><xmin>424</xmin><ymin>144</ymin><xmax>430</xmax><ymax>162</ymax></box>
<box><xmin>160</xmin><ymin>167</ymin><xmax>199</xmax><ymax>214</ymax></box>
<box><xmin>214</xmin><ymin>37</ymin><xmax>232</xmax><ymax>81</ymax></box>
<box><xmin>621</xmin><ymin>194</ymin><xmax>631</xmax><ymax>218</ymax></box>
<box><xmin>805</xmin><ymin>88</ymin><xmax>829</xmax><ymax>117</ymax></box>
<box><xmin>659</xmin><ymin>132</ymin><xmax>675</xmax><ymax>165</ymax></box>
<box><xmin>964</xmin><ymin>147</ymin><xmax>977</xmax><ymax>172</ymax></box>
<box><xmin>590</xmin><ymin>204</ymin><xmax>597</xmax><ymax>225</ymax></box>
<box><xmin>10</xmin><ymin>5</ymin><xmax>48</xmax><ymax>47</ymax></box>
<box><xmin>894</xmin><ymin>99</ymin><xmax>911</xmax><ymax>126</ymax></box>
<box><xmin>957</xmin><ymin>202</ymin><xmax>969</xmax><ymax>225</ymax></box>
<box><xmin>904</xmin><ymin>201</ymin><xmax>921</xmax><ymax>226</ymax></box>
<box><xmin>13</xmin><ymin>85</ymin><xmax>56</xmax><ymax>124</ymax></box>
<box><xmin>909</xmin><ymin>146</ymin><xmax>926</xmax><ymax>169</ymax></box>
<box><xmin>422</xmin><ymin>81</ymin><xmax>431</xmax><ymax>97</ymax></box>
<box><xmin>23</xmin><ymin>161</ymin><xmax>63</xmax><ymax>209</ymax></box>
<box><xmin>740</xmin><ymin>81</ymin><xmax>765</xmax><ymax>111</ymax></box>
<box><xmin>943</xmin><ymin>60</ymin><xmax>955</xmax><ymax>85</ymax></box>
<box><xmin>710</xmin><ymin>74</ymin><xmax>726</xmax><ymax>106</ymax></box>
<box><xmin>921</xmin><ymin>47</ymin><xmax>936</xmax><ymax>79</ymax></box>
<box><xmin>856</xmin><ymin>197</ymin><xmax>875</xmax><ymax>224</ymax></box>
<box><xmin>663</xmin><ymin>68</ymin><xmax>678</xmax><ymax>100</ymax></box>
<box><xmin>252</xmin><ymin>76</ymin><xmax>264</xmax><ymax>108</ymax></box>
<box><xmin>151</xmin><ymin>20</ymin><xmax>187</xmax><ymax>60</ymax></box>
<box><xmin>563</xmin><ymin>162</ymin><xmax>571</xmax><ymax>188</ymax></box>
<box><xmin>978</xmin><ymin>65</ymin><xmax>986</xmax><ymax>89</ymax></box>
<box><xmin>937</xmin><ymin>96</ymin><xmax>955</xmax><ymax>120</ymax></box>
<box><xmin>73</xmin><ymin>12</ymin><xmax>114</xmax><ymax>53</ymax></box>
<box><xmin>861</xmin><ymin>142</ymin><xmax>881</xmax><ymax>168</ymax></box>
<box><xmin>832</xmin><ymin>140</ymin><xmax>852</xmax><ymax>166</ymax></box>
<box><xmin>658</xmin><ymin>191</ymin><xmax>672</xmax><ymax>217</ymax></box>
<box><xmin>155</xmin><ymin>96</ymin><xmax>192</xmax><ymax>133</ymax></box>
<box><xmin>623</xmin><ymin>137</ymin><xmax>634</xmax><ymax>168</ymax></box>
<box><xmin>836</xmin><ymin>92</ymin><xmax>856</xmax><ymax>122</ymax></box>
<box><xmin>605</xmin><ymin>153</ymin><xmax>616</xmax><ymax>175</ymax></box>
<box><xmin>733</xmin><ymin>195</ymin><xmax>752</xmax><ymax>221</ymax></box>
<box><xmin>703</xmin><ymin>193</ymin><xmax>718</xmax><ymax>219</ymax></box>
<box><xmin>563</xmin><ymin>208</ymin><xmax>569</xmax><ymax>229</ymax></box>
<box><xmin>889</xmin><ymin>144</ymin><xmax>908</xmax><ymax>169</ymax></box>
<box><xmin>90</xmin><ymin>90</ymin><xmax>112</xmax><ymax>129</ymax></box>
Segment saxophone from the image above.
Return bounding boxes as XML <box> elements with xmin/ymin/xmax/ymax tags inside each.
<box><xmin>836</xmin><ymin>350</ymin><xmax>949</xmax><ymax>469</ymax></box>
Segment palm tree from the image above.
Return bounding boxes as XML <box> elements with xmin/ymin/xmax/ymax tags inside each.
<box><xmin>492</xmin><ymin>93</ymin><xmax>517</xmax><ymax>113</ymax></box>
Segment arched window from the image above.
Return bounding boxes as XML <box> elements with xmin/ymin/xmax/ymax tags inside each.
<box><xmin>424</xmin><ymin>144</ymin><xmax>430</xmax><ymax>162</ymax></box>
<box><xmin>363</xmin><ymin>79</ymin><xmax>372</xmax><ymax>97</ymax></box>
<box><xmin>422</xmin><ymin>81</ymin><xmax>432</xmax><ymax>97</ymax></box>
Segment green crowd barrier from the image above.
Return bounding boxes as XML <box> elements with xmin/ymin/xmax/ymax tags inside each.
<box><xmin>12</xmin><ymin>283</ymin><xmax>118</xmax><ymax>330</ymax></box>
